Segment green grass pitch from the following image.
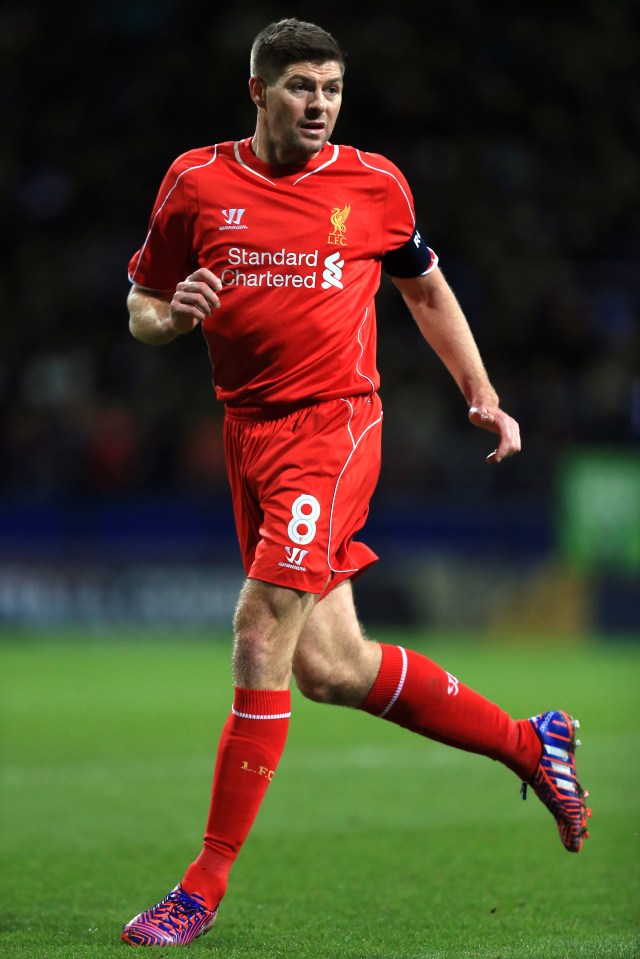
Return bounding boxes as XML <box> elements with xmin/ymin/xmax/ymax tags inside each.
<box><xmin>1</xmin><ymin>631</ymin><xmax>639</xmax><ymax>958</ymax></box>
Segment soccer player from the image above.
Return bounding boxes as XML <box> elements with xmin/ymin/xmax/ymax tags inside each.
<box><xmin>120</xmin><ymin>18</ymin><xmax>590</xmax><ymax>947</ymax></box>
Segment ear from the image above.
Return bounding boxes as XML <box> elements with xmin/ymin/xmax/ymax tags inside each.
<box><xmin>249</xmin><ymin>76</ymin><xmax>268</xmax><ymax>109</ymax></box>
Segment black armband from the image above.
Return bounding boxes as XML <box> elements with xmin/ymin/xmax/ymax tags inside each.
<box><xmin>382</xmin><ymin>227</ymin><xmax>438</xmax><ymax>278</ymax></box>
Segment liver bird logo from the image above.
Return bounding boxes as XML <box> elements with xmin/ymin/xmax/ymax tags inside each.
<box><xmin>330</xmin><ymin>204</ymin><xmax>351</xmax><ymax>236</ymax></box>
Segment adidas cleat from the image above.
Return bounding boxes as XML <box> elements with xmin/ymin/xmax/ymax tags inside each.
<box><xmin>522</xmin><ymin>709</ymin><xmax>591</xmax><ymax>853</ymax></box>
<box><xmin>121</xmin><ymin>884</ymin><xmax>217</xmax><ymax>946</ymax></box>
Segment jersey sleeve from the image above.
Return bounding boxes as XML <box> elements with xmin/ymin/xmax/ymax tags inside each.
<box><xmin>128</xmin><ymin>152</ymin><xmax>202</xmax><ymax>291</ymax></box>
<box><xmin>373</xmin><ymin>154</ymin><xmax>438</xmax><ymax>278</ymax></box>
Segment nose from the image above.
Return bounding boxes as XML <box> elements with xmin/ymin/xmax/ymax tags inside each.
<box><xmin>306</xmin><ymin>87</ymin><xmax>327</xmax><ymax>115</ymax></box>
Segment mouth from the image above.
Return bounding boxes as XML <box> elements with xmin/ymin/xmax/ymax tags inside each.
<box><xmin>300</xmin><ymin>122</ymin><xmax>326</xmax><ymax>136</ymax></box>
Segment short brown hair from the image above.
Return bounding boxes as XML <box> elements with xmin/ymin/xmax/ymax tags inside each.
<box><xmin>250</xmin><ymin>18</ymin><xmax>345</xmax><ymax>84</ymax></box>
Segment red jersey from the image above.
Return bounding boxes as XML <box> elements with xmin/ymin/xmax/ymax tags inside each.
<box><xmin>129</xmin><ymin>138</ymin><xmax>437</xmax><ymax>409</ymax></box>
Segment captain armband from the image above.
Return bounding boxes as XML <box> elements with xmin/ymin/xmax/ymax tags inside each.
<box><xmin>381</xmin><ymin>228</ymin><xmax>439</xmax><ymax>279</ymax></box>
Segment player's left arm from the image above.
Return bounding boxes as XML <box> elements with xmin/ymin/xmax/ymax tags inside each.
<box><xmin>392</xmin><ymin>267</ymin><xmax>521</xmax><ymax>463</ymax></box>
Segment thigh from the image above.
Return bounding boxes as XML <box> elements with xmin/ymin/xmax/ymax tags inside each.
<box><xmin>226</xmin><ymin>395</ymin><xmax>382</xmax><ymax>596</ymax></box>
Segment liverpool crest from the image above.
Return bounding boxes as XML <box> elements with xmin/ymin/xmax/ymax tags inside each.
<box><xmin>328</xmin><ymin>203</ymin><xmax>351</xmax><ymax>246</ymax></box>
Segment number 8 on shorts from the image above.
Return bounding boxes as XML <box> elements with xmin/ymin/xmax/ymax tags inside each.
<box><xmin>288</xmin><ymin>494</ymin><xmax>321</xmax><ymax>546</ymax></box>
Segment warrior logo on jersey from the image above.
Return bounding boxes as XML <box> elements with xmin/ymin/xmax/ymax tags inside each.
<box><xmin>328</xmin><ymin>204</ymin><xmax>351</xmax><ymax>246</ymax></box>
<box><xmin>220</xmin><ymin>208</ymin><xmax>247</xmax><ymax>230</ymax></box>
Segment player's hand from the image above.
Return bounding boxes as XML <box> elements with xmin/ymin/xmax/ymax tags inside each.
<box><xmin>170</xmin><ymin>268</ymin><xmax>222</xmax><ymax>335</ymax></box>
<box><xmin>468</xmin><ymin>406</ymin><xmax>521</xmax><ymax>463</ymax></box>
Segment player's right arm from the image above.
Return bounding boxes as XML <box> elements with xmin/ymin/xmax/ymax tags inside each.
<box><xmin>127</xmin><ymin>147</ymin><xmax>221</xmax><ymax>345</ymax></box>
<box><xmin>128</xmin><ymin>268</ymin><xmax>223</xmax><ymax>345</ymax></box>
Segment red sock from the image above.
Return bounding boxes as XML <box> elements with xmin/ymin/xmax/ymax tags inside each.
<box><xmin>182</xmin><ymin>687</ymin><xmax>290</xmax><ymax>909</ymax></box>
<box><xmin>361</xmin><ymin>644</ymin><xmax>541</xmax><ymax>779</ymax></box>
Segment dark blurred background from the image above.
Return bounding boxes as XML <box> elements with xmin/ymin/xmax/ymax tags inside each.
<box><xmin>1</xmin><ymin>1</ymin><xmax>638</xmax><ymax>633</ymax></box>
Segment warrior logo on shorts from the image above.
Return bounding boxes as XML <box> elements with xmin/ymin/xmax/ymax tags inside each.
<box><xmin>285</xmin><ymin>547</ymin><xmax>308</xmax><ymax>566</ymax></box>
<box><xmin>278</xmin><ymin>546</ymin><xmax>309</xmax><ymax>572</ymax></box>
<box><xmin>327</xmin><ymin>203</ymin><xmax>350</xmax><ymax>246</ymax></box>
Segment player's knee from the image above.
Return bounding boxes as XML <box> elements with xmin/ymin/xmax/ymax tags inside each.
<box><xmin>294</xmin><ymin>660</ymin><xmax>355</xmax><ymax>706</ymax></box>
<box><xmin>294</xmin><ymin>669</ymin><xmax>332</xmax><ymax>703</ymax></box>
<box><xmin>231</xmin><ymin>581</ymin><xmax>311</xmax><ymax>686</ymax></box>
<box><xmin>233</xmin><ymin>610</ymin><xmax>270</xmax><ymax>668</ymax></box>
<box><xmin>232</xmin><ymin>630</ymin><xmax>274</xmax><ymax>680</ymax></box>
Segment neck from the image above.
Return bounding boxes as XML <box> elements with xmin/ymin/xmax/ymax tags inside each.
<box><xmin>250</xmin><ymin>128</ymin><xmax>322</xmax><ymax>166</ymax></box>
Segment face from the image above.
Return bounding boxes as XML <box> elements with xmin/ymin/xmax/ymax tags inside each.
<box><xmin>251</xmin><ymin>61</ymin><xmax>343</xmax><ymax>164</ymax></box>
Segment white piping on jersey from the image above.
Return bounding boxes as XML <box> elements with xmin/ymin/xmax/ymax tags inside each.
<box><xmin>379</xmin><ymin>646</ymin><xmax>408</xmax><ymax>717</ymax></box>
<box><xmin>234</xmin><ymin>141</ymin><xmax>276</xmax><ymax>185</ymax></box>
<box><xmin>129</xmin><ymin>146</ymin><xmax>218</xmax><ymax>283</ymax></box>
<box><xmin>355</xmin><ymin>308</ymin><xmax>376</xmax><ymax>392</ymax></box>
<box><xmin>292</xmin><ymin>144</ymin><xmax>339</xmax><ymax>184</ymax></box>
<box><xmin>327</xmin><ymin>398</ymin><xmax>383</xmax><ymax>575</ymax></box>
<box><xmin>234</xmin><ymin>141</ymin><xmax>339</xmax><ymax>187</ymax></box>
<box><xmin>355</xmin><ymin>149</ymin><xmax>416</xmax><ymax>226</ymax></box>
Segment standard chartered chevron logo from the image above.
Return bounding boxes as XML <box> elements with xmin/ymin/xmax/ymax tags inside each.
<box><xmin>321</xmin><ymin>251</ymin><xmax>344</xmax><ymax>290</ymax></box>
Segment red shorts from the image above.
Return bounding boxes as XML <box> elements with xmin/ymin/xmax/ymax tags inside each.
<box><xmin>224</xmin><ymin>394</ymin><xmax>383</xmax><ymax>597</ymax></box>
